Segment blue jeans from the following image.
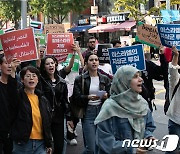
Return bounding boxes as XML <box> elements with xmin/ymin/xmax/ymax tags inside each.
<box><xmin>82</xmin><ymin>104</ymin><xmax>102</xmax><ymax>154</ymax></box>
<box><xmin>12</xmin><ymin>139</ymin><xmax>46</xmax><ymax>154</ymax></box>
<box><xmin>166</xmin><ymin>120</ymin><xmax>180</xmax><ymax>154</ymax></box>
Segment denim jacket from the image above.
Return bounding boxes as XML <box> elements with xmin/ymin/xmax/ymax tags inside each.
<box><xmin>95</xmin><ymin>110</ymin><xmax>156</xmax><ymax>154</ymax></box>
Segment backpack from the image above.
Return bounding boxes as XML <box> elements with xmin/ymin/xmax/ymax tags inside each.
<box><xmin>164</xmin><ymin>79</ymin><xmax>180</xmax><ymax>114</ymax></box>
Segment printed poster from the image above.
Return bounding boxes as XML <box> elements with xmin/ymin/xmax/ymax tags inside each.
<box><xmin>97</xmin><ymin>44</ymin><xmax>113</xmax><ymax>63</ymax></box>
<box><xmin>61</xmin><ymin>54</ymin><xmax>80</xmax><ymax>72</ymax></box>
<box><xmin>46</xmin><ymin>33</ymin><xmax>74</xmax><ymax>55</ymax></box>
<box><xmin>0</xmin><ymin>28</ymin><xmax>38</xmax><ymax>62</ymax></box>
<box><xmin>108</xmin><ymin>45</ymin><xmax>146</xmax><ymax>74</ymax></box>
<box><xmin>157</xmin><ymin>24</ymin><xmax>180</xmax><ymax>50</ymax></box>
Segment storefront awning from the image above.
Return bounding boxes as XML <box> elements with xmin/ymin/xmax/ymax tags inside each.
<box><xmin>114</xmin><ymin>21</ymin><xmax>136</xmax><ymax>31</ymax></box>
<box><xmin>88</xmin><ymin>24</ymin><xmax>117</xmax><ymax>33</ymax></box>
<box><xmin>68</xmin><ymin>25</ymin><xmax>94</xmax><ymax>33</ymax></box>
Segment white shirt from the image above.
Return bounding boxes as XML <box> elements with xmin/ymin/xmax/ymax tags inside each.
<box><xmin>98</xmin><ymin>63</ymin><xmax>113</xmax><ymax>76</ymax></box>
<box><xmin>88</xmin><ymin>76</ymin><xmax>101</xmax><ymax>105</ymax></box>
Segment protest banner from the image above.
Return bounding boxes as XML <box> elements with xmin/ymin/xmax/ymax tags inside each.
<box><xmin>46</xmin><ymin>33</ymin><xmax>74</xmax><ymax>55</ymax></box>
<box><xmin>0</xmin><ymin>28</ymin><xmax>38</xmax><ymax>63</ymax></box>
<box><xmin>108</xmin><ymin>45</ymin><xmax>146</xmax><ymax>74</ymax></box>
<box><xmin>0</xmin><ymin>30</ymin><xmax>4</xmax><ymax>50</ymax></box>
<box><xmin>97</xmin><ymin>44</ymin><xmax>113</xmax><ymax>63</ymax></box>
<box><xmin>54</xmin><ymin>54</ymin><xmax>68</xmax><ymax>64</ymax></box>
<box><xmin>35</xmin><ymin>34</ymin><xmax>46</xmax><ymax>45</ymax></box>
<box><xmin>44</xmin><ymin>24</ymin><xmax>65</xmax><ymax>34</ymax></box>
<box><xmin>137</xmin><ymin>23</ymin><xmax>161</xmax><ymax>48</ymax></box>
<box><xmin>157</xmin><ymin>24</ymin><xmax>180</xmax><ymax>50</ymax></box>
<box><xmin>161</xmin><ymin>10</ymin><xmax>180</xmax><ymax>23</ymax></box>
<box><xmin>61</xmin><ymin>54</ymin><xmax>80</xmax><ymax>72</ymax></box>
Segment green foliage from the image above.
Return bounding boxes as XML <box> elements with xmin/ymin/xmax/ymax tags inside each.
<box><xmin>29</xmin><ymin>0</ymin><xmax>90</xmax><ymax>23</ymax></box>
<box><xmin>148</xmin><ymin>0</ymin><xmax>180</xmax><ymax>16</ymax></box>
<box><xmin>113</xmin><ymin>0</ymin><xmax>148</xmax><ymax>21</ymax></box>
<box><xmin>0</xmin><ymin>0</ymin><xmax>90</xmax><ymax>28</ymax></box>
<box><xmin>114</xmin><ymin>0</ymin><xmax>180</xmax><ymax>21</ymax></box>
<box><xmin>0</xmin><ymin>0</ymin><xmax>21</xmax><ymax>29</ymax></box>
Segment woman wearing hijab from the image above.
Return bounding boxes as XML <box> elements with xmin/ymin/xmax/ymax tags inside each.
<box><xmin>95</xmin><ymin>65</ymin><xmax>156</xmax><ymax>154</ymax></box>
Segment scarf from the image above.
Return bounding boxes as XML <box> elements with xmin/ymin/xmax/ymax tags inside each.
<box><xmin>95</xmin><ymin>65</ymin><xmax>148</xmax><ymax>139</ymax></box>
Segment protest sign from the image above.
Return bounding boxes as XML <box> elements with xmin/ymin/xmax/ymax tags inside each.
<box><xmin>161</xmin><ymin>10</ymin><xmax>180</xmax><ymax>23</ymax></box>
<box><xmin>157</xmin><ymin>24</ymin><xmax>180</xmax><ymax>50</ymax></box>
<box><xmin>44</xmin><ymin>24</ymin><xmax>65</xmax><ymax>34</ymax></box>
<box><xmin>108</xmin><ymin>45</ymin><xmax>146</xmax><ymax>74</ymax></box>
<box><xmin>35</xmin><ymin>34</ymin><xmax>46</xmax><ymax>45</ymax></box>
<box><xmin>137</xmin><ymin>23</ymin><xmax>161</xmax><ymax>48</ymax></box>
<box><xmin>61</xmin><ymin>54</ymin><xmax>80</xmax><ymax>72</ymax></box>
<box><xmin>46</xmin><ymin>33</ymin><xmax>74</xmax><ymax>55</ymax></box>
<box><xmin>97</xmin><ymin>44</ymin><xmax>113</xmax><ymax>63</ymax></box>
<box><xmin>0</xmin><ymin>28</ymin><xmax>38</xmax><ymax>62</ymax></box>
<box><xmin>0</xmin><ymin>30</ymin><xmax>4</xmax><ymax>50</ymax></box>
<box><xmin>54</xmin><ymin>54</ymin><xmax>68</xmax><ymax>63</ymax></box>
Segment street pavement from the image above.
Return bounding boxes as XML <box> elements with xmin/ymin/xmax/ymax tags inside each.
<box><xmin>66</xmin><ymin>79</ymin><xmax>168</xmax><ymax>154</ymax></box>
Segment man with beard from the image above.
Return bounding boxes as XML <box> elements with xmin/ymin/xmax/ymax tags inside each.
<box><xmin>82</xmin><ymin>36</ymin><xmax>96</xmax><ymax>58</ymax></box>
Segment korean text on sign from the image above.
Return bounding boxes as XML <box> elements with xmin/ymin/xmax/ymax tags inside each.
<box><xmin>46</xmin><ymin>33</ymin><xmax>74</xmax><ymax>55</ymax></box>
<box><xmin>108</xmin><ymin>45</ymin><xmax>146</xmax><ymax>74</ymax></box>
<box><xmin>157</xmin><ymin>24</ymin><xmax>180</xmax><ymax>50</ymax></box>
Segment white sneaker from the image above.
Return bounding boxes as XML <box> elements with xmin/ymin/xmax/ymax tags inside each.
<box><xmin>74</xmin><ymin>130</ymin><xmax>78</xmax><ymax>137</ymax></box>
<box><xmin>69</xmin><ymin>139</ymin><xmax>77</xmax><ymax>146</ymax></box>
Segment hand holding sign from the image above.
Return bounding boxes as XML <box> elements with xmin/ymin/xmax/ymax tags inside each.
<box><xmin>0</xmin><ymin>28</ymin><xmax>38</xmax><ymax>63</ymax></box>
<box><xmin>10</xmin><ymin>57</ymin><xmax>21</xmax><ymax>78</ymax></box>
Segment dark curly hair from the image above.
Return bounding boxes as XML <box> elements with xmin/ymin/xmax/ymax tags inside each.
<box><xmin>40</xmin><ymin>55</ymin><xmax>59</xmax><ymax>80</ymax></box>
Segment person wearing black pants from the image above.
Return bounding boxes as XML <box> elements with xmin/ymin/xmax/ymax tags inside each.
<box><xmin>39</xmin><ymin>56</ymin><xmax>73</xmax><ymax>154</ymax></box>
<box><xmin>0</xmin><ymin>54</ymin><xmax>13</xmax><ymax>154</ymax></box>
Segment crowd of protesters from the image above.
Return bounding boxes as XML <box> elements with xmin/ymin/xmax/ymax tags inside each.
<box><xmin>0</xmin><ymin>33</ymin><xmax>180</xmax><ymax>154</ymax></box>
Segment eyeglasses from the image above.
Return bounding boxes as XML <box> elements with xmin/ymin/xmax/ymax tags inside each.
<box><xmin>24</xmin><ymin>74</ymin><xmax>38</xmax><ymax>78</ymax></box>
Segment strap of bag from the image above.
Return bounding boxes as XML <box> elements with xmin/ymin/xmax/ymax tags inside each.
<box><xmin>171</xmin><ymin>79</ymin><xmax>180</xmax><ymax>100</ymax></box>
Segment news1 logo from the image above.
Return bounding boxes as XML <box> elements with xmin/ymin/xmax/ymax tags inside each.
<box><xmin>122</xmin><ymin>135</ymin><xmax>179</xmax><ymax>151</ymax></box>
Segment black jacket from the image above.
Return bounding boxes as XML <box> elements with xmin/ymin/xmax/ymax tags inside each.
<box><xmin>40</xmin><ymin>74</ymin><xmax>70</xmax><ymax>123</ymax></box>
<box><xmin>140</xmin><ymin>54</ymin><xmax>167</xmax><ymax>110</ymax></box>
<box><xmin>72</xmin><ymin>71</ymin><xmax>111</xmax><ymax>114</ymax></box>
<box><xmin>8</xmin><ymin>76</ymin><xmax>52</xmax><ymax>148</ymax></box>
<box><xmin>141</xmin><ymin>55</ymin><xmax>166</xmax><ymax>99</ymax></box>
<box><xmin>0</xmin><ymin>82</ymin><xmax>10</xmax><ymax>135</ymax></box>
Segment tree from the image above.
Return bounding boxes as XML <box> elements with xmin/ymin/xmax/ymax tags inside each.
<box><xmin>113</xmin><ymin>0</ymin><xmax>180</xmax><ymax>22</ymax></box>
<box><xmin>0</xmin><ymin>0</ymin><xmax>21</xmax><ymax>29</ymax></box>
<box><xmin>148</xmin><ymin>0</ymin><xmax>180</xmax><ymax>16</ymax></box>
<box><xmin>113</xmin><ymin>0</ymin><xmax>148</xmax><ymax>22</ymax></box>
<box><xmin>29</xmin><ymin>0</ymin><xmax>90</xmax><ymax>24</ymax></box>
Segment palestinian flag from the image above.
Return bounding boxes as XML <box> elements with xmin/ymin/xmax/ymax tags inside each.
<box><xmin>30</xmin><ymin>21</ymin><xmax>43</xmax><ymax>30</ymax></box>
